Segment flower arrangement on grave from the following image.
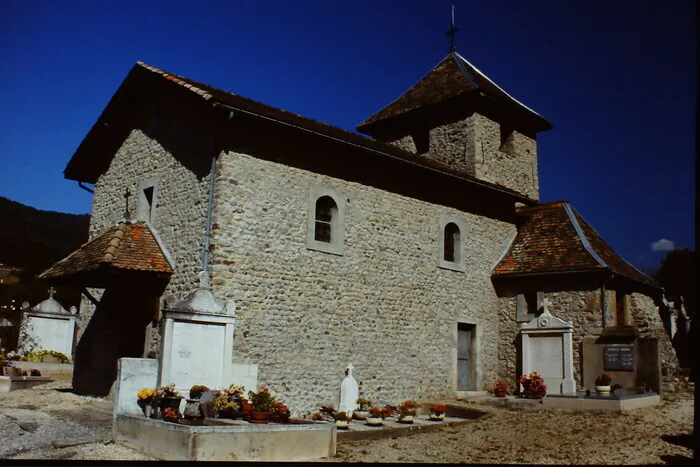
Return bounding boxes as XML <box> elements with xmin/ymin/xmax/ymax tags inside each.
<box><xmin>332</xmin><ymin>410</ymin><xmax>352</xmax><ymax>429</ymax></box>
<box><xmin>353</xmin><ymin>397</ymin><xmax>372</xmax><ymax>420</ymax></box>
<box><xmin>30</xmin><ymin>369</ymin><xmax>41</xmax><ymax>377</ymax></box>
<box><xmin>136</xmin><ymin>388</ymin><xmax>158</xmax><ymax>417</ymax></box>
<box><xmin>157</xmin><ymin>383</ymin><xmax>183</xmax><ymax>412</ymax></box>
<box><xmin>270</xmin><ymin>402</ymin><xmax>291</xmax><ymax>423</ymax></box>
<box><xmin>1</xmin><ymin>349</ymin><xmax>22</xmax><ymax>375</ymax></box>
<box><xmin>211</xmin><ymin>385</ymin><xmax>247</xmax><ymax>419</ymax></box>
<box><xmin>428</xmin><ymin>405</ymin><xmax>447</xmax><ymax>421</ymax></box>
<box><xmin>248</xmin><ymin>387</ymin><xmax>275</xmax><ymax>412</ymax></box>
<box><xmin>311</xmin><ymin>412</ymin><xmax>324</xmax><ymax>421</ymax></box>
<box><xmin>595</xmin><ymin>372</ymin><xmax>612</xmax><ymax>386</ymax></box>
<box><xmin>368</xmin><ymin>406</ymin><xmax>393</xmax><ymax>419</ymax></box>
<box><xmin>519</xmin><ymin>372</ymin><xmax>547</xmax><ymax>399</ymax></box>
<box><xmin>397</xmin><ymin>400</ymin><xmax>418</xmax><ymax>423</ymax></box>
<box><xmin>189</xmin><ymin>385</ymin><xmax>209</xmax><ymax>399</ymax></box>
<box><xmin>162</xmin><ymin>407</ymin><xmax>181</xmax><ymax>423</ymax></box>
<box><xmin>24</xmin><ymin>350</ymin><xmax>70</xmax><ymax>363</ymax></box>
<box><xmin>493</xmin><ymin>380</ymin><xmax>510</xmax><ymax>397</ymax></box>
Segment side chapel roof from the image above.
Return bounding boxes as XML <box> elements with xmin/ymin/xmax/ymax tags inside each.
<box><xmin>40</xmin><ymin>221</ymin><xmax>174</xmax><ymax>282</ymax></box>
<box><xmin>63</xmin><ymin>61</ymin><xmax>537</xmax><ymax>204</ymax></box>
<box><xmin>492</xmin><ymin>201</ymin><xmax>658</xmax><ymax>287</ymax></box>
<box><xmin>357</xmin><ymin>52</ymin><xmax>552</xmax><ymax>133</ymax></box>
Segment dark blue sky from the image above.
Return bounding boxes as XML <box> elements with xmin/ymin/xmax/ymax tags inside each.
<box><xmin>0</xmin><ymin>0</ymin><xmax>695</xmax><ymax>272</ymax></box>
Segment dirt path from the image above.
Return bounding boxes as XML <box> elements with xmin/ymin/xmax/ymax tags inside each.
<box><xmin>320</xmin><ymin>393</ymin><xmax>695</xmax><ymax>464</ymax></box>
<box><xmin>0</xmin><ymin>382</ymin><xmax>694</xmax><ymax>463</ymax></box>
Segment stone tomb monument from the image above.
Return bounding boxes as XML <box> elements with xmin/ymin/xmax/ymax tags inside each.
<box><xmin>158</xmin><ymin>272</ymin><xmax>238</xmax><ymax>393</ymax></box>
<box><xmin>18</xmin><ymin>288</ymin><xmax>77</xmax><ymax>358</ymax></box>
<box><xmin>520</xmin><ymin>299</ymin><xmax>576</xmax><ymax>395</ymax></box>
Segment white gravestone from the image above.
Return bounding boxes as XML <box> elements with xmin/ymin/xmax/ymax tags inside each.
<box><xmin>338</xmin><ymin>363</ymin><xmax>359</xmax><ymax>415</ymax></box>
<box><xmin>159</xmin><ymin>272</ymin><xmax>244</xmax><ymax>393</ymax></box>
<box><xmin>18</xmin><ymin>288</ymin><xmax>77</xmax><ymax>358</ymax></box>
<box><xmin>520</xmin><ymin>298</ymin><xmax>576</xmax><ymax>395</ymax></box>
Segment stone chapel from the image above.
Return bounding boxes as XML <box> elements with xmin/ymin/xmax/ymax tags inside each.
<box><xmin>40</xmin><ymin>48</ymin><xmax>680</xmax><ymax>413</ymax></box>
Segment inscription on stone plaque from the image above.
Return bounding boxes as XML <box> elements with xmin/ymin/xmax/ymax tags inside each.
<box><xmin>529</xmin><ymin>335</ymin><xmax>564</xmax><ymax>378</ymax></box>
<box><xmin>170</xmin><ymin>321</ymin><xmax>226</xmax><ymax>390</ymax></box>
<box><xmin>603</xmin><ymin>345</ymin><xmax>634</xmax><ymax>371</ymax></box>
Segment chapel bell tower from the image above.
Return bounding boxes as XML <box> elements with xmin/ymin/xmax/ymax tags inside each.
<box><xmin>356</xmin><ymin>52</ymin><xmax>552</xmax><ymax>200</ymax></box>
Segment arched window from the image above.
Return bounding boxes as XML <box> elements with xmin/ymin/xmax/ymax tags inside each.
<box><xmin>443</xmin><ymin>222</ymin><xmax>461</xmax><ymax>263</ymax></box>
<box><xmin>314</xmin><ymin>196</ymin><xmax>337</xmax><ymax>243</ymax></box>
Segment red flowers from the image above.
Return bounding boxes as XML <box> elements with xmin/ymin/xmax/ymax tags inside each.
<box><xmin>519</xmin><ymin>372</ymin><xmax>547</xmax><ymax>398</ymax></box>
<box><xmin>429</xmin><ymin>405</ymin><xmax>447</xmax><ymax>415</ymax></box>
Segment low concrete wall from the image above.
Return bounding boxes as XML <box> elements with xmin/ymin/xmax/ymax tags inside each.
<box><xmin>0</xmin><ymin>376</ymin><xmax>54</xmax><ymax>392</ymax></box>
<box><xmin>542</xmin><ymin>394</ymin><xmax>660</xmax><ymax>412</ymax></box>
<box><xmin>13</xmin><ymin>362</ymin><xmax>73</xmax><ymax>382</ymax></box>
<box><xmin>113</xmin><ymin>415</ymin><xmax>336</xmax><ymax>461</ymax></box>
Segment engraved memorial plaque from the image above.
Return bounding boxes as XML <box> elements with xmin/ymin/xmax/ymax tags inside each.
<box><xmin>603</xmin><ymin>345</ymin><xmax>634</xmax><ymax>371</ymax></box>
<box><xmin>530</xmin><ymin>334</ymin><xmax>564</xmax><ymax>378</ymax></box>
<box><xmin>170</xmin><ymin>321</ymin><xmax>226</xmax><ymax>390</ymax></box>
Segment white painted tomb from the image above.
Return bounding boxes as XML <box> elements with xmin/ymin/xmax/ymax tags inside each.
<box><xmin>338</xmin><ymin>363</ymin><xmax>358</xmax><ymax>415</ymax></box>
<box><xmin>520</xmin><ymin>298</ymin><xmax>576</xmax><ymax>395</ymax></box>
<box><xmin>18</xmin><ymin>288</ymin><xmax>77</xmax><ymax>358</ymax></box>
<box><xmin>157</xmin><ymin>271</ymin><xmax>256</xmax><ymax>393</ymax></box>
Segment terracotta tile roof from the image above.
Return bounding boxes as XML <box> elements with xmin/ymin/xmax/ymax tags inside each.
<box><xmin>40</xmin><ymin>221</ymin><xmax>173</xmax><ymax>280</ymax></box>
<box><xmin>492</xmin><ymin>201</ymin><xmax>658</xmax><ymax>287</ymax></box>
<box><xmin>357</xmin><ymin>52</ymin><xmax>552</xmax><ymax>132</ymax></box>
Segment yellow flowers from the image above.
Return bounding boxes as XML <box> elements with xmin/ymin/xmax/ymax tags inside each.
<box><xmin>137</xmin><ymin>387</ymin><xmax>157</xmax><ymax>401</ymax></box>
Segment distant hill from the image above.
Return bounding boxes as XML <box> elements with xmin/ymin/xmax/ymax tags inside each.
<box><xmin>0</xmin><ymin>196</ymin><xmax>90</xmax><ymax>273</ymax></box>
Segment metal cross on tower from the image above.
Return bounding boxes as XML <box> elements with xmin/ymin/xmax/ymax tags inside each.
<box><xmin>445</xmin><ymin>2</ymin><xmax>460</xmax><ymax>52</ymax></box>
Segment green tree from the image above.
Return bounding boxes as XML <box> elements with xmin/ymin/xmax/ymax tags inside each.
<box><xmin>653</xmin><ymin>248</ymin><xmax>696</xmax><ymax>317</ymax></box>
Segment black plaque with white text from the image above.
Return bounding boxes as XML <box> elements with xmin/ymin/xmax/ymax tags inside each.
<box><xmin>603</xmin><ymin>345</ymin><xmax>635</xmax><ymax>371</ymax></box>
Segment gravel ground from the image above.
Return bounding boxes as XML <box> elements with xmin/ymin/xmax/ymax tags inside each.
<box><xmin>0</xmin><ymin>382</ymin><xmax>694</xmax><ymax>463</ymax></box>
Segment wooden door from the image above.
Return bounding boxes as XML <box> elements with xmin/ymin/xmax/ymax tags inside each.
<box><xmin>458</xmin><ymin>324</ymin><xmax>475</xmax><ymax>391</ymax></box>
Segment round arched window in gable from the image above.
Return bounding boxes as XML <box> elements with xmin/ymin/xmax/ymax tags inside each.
<box><xmin>443</xmin><ymin>222</ymin><xmax>461</xmax><ymax>263</ymax></box>
<box><xmin>314</xmin><ymin>196</ymin><xmax>337</xmax><ymax>243</ymax></box>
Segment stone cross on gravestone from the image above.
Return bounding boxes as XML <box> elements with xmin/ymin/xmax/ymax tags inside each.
<box><xmin>48</xmin><ymin>287</ymin><xmax>56</xmax><ymax>300</ymax></box>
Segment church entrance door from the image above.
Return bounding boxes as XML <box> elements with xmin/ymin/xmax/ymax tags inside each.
<box><xmin>457</xmin><ymin>323</ymin><xmax>475</xmax><ymax>391</ymax></box>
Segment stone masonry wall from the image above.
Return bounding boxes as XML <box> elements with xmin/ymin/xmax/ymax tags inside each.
<box><xmin>386</xmin><ymin>113</ymin><xmax>539</xmax><ymax>200</ymax></box>
<box><xmin>629</xmin><ymin>292</ymin><xmax>682</xmax><ymax>384</ymax></box>
<box><xmin>210</xmin><ymin>150</ymin><xmax>517</xmax><ymax>415</ymax></box>
<box><xmin>80</xmin><ymin>128</ymin><xmax>212</xmax><ymax>347</ymax></box>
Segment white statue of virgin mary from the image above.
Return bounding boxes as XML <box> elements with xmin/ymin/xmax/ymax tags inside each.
<box><xmin>338</xmin><ymin>363</ymin><xmax>359</xmax><ymax>415</ymax></box>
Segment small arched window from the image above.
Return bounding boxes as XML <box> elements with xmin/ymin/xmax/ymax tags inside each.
<box><xmin>314</xmin><ymin>196</ymin><xmax>337</xmax><ymax>243</ymax></box>
<box><xmin>443</xmin><ymin>222</ymin><xmax>461</xmax><ymax>263</ymax></box>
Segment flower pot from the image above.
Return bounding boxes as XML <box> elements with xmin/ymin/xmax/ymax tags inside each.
<box><xmin>428</xmin><ymin>413</ymin><xmax>446</xmax><ymax>421</ymax></box>
<box><xmin>595</xmin><ymin>385</ymin><xmax>611</xmax><ymax>394</ymax></box>
<box><xmin>248</xmin><ymin>411</ymin><xmax>271</xmax><ymax>424</ymax></box>
<box><xmin>494</xmin><ymin>390</ymin><xmax>507</xmax><ymax>398</ymax></box>
<box><xmin>159</xmin><ymin>396</ymin><xmax>183</xmax><ymax>412</ymax></box>
<box><xmin>533</xmin><ymin>392</ymin><xmax>546</xmax><ymax>400</ymax></box>
<box><xmin>137</xmin><ymin>399</ymin><xmax>156</xmax><ymax>418</ymax></box>
<box><xmin>353</xmin><ymin>410</ymin><xmax>370</xmax><ymax>420</ymax></box>
<box><xmin>398</xmin><ymin>415</ymin><xmax>414</xmax><ymax>424</ymax></box>
<box><xmin>2</xmin><ymin>367</ymin><xmax>14</xmax><ymax>376</ymax></box>
<box><xmin>335</xmin><ymin>420</ymin><xmax>350</xmax><ymax>430</ymax></box>
<box><xmin>365</xmin><ymin>417</ymin><xmax>383</xmax><ymax>426</ymax></box>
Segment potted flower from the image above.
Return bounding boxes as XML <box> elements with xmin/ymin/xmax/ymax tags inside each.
<box><xmin>157</xmin><ymin>383</ymin><xmax>183</xmax><ymax>412</ymax></box>
<box><xmin>136</xmin><ymin>387</ymin><xmax>158</xmax><ymax>418</ymax></box>
<box><xmin>366</xmin><ymin>406</ymin><xmax>393</xmax><ymax>426</ymax></box>
<box><xmin>366</xmin><ymin>407</ymin><xmax>384</xmax><ymax>426</ymax></box>
<box><xmin>30</xmin><ymin>369</ymin><xmax>41</xmax><ymax>377</ymax></box>
<box><xmin>248</xmin><ymin>387</ymin><xmax>276</xmax><ymax>423</ymax></box>
<box><xmin>1</xmin><ymin>350</ymin><xmax>22</xmax><ymax>376</ymax></box>
<box><xmin>493</xmin><ymin>380</ymin><xmax>509</xmax><ymax>398</ymax></box>
<box><xmin>519</xmin><ymin>372</ymin><xmax>547</xmax><ymax>399</ymax></box>
<box><xmin>270</xmin><ymin>402</ymin><xmax>291</xmax><ymax>423</ymax></box>
<box><xmin>354</xmin><ymin>397</ymin><xmax>372</xmax><ymax>420</ymax></box>
<box><xmin>162</xmin><ymin>407</ymin><xmax>181</xmax><ymax>424</ymax></box>
<box><xmin>183</xmin><ymin>384</ymin><xmax>209</xmax><ymax>420</ymax></box>
<box><xmin>212</xmin><ymin>385</ymin><xmax>246</xmax><ymax>419</ymax></box>
<box><xmin>332</xmin><ymin>411</ymin><xmax>352</xmax><ymax>430</ymax></box>
<box><xmin>397</xmin><ymin>400</ymin><xmax>418</xmax><ymax>424</ymax></box>
<box><xmin>595</xmin><ymin>372</ymin><xmax>612</xmax><ymax>394</ymax></box>
<box><xmin>428</xmin><ymin>405</ymin><xmax>447</xmax><ymax>421</ymax></box>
